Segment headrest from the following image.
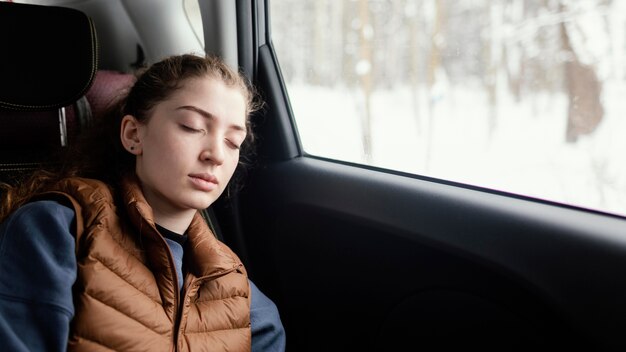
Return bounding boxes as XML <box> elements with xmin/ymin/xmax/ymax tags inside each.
<box><xmin>0</xmin><ymin>2</ymin><xmax>98</xmax><ymax>111</ymax></box>
<box><xmin>86</xmin><ymin>70</ymin><xmax>136</xmax><ymax>120</ymax></box>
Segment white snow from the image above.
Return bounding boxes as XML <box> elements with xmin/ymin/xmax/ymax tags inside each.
<box><xmin>271</xmin><ymin>0</ymin><xmax>626</xmax><ymax>218</ymax></box>
<box><xmin>287</xmin><ymin>79</ymin><xmax>626</xmax><ymax>217</ymax></box>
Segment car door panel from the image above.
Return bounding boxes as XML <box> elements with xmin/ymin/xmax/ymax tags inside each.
<box><xmin>233</xmin><ymin>154</ymin><xmax>624</xmax><ymax>350</ymax></box>
<box><xmin>216</xmin><ymin>1</ymin><xmax>626</xmax><ymax>351</ymax></box>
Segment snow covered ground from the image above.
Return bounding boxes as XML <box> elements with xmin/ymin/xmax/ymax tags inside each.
<box><xmin>286</xmin><ymin>80</ymin><xmax>626</xmax><ymax>217</ymax></box>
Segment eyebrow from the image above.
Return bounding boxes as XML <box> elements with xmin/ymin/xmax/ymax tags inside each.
<box><xmin>177</xmin><ymin>105</ymin><xmax>246</xmax><ymax>132</ymax></box>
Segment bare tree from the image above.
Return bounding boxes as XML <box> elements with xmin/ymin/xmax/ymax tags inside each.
<box><xmin>559</xmin><ymin>4</ymin><xmax>604</xmax><ymax>143</ymax></box>
<box><xmin>405</xmin><ymin>0</ymin><xmax>422</xmax><ymax>136</ymax></box>
<box><xmin>424</xmin><ymin>0</ymin><xmax>445</xmax><ymax>171</ymax></box>
<box><xmin>484</xmin><ymin>0</ymin><xmax>504</xmax><ymax>137</ymax></box>
<box><xmin>358</xmin><ymin>0</ymin><xmax>373</xmax><ymax>163</ymax></box>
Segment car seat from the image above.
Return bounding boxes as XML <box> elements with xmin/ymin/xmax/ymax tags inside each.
<box><xmin>84</xmin><ymin>70</ymin><xmax>136</xmax><ymax>122</ymax></box>
<box><xmin>0</xmin><ymin>1</ymin><xmax>97</xmax><ymax>185</ymax></box>
<box><xmin>0</xmin><ymin>1</ymin><xmax>223</xmax><ymax>239</ymax></box>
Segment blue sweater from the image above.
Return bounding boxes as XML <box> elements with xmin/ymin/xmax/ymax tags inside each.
<box><xmin>0</xmin><ymin>200</ymin><xmax>286</xmax><ymax>351</ymax></box>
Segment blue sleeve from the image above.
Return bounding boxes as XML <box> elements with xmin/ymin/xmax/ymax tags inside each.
<box><xmin>0</xmin><ymin>200</ymin><xmax>77</xmax><ymax>352</ymax></box>
<box><xmin>250</xmin><ymin>279</ymin><xmax>286</xmax><ymax>352</ymax></box>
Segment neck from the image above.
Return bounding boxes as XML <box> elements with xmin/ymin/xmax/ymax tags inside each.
<box><xmin>135</xmin><ymin>178</ymin><xmax>196</xmax><ymax>234</ymax></box>
<box><xmin>152</xmin><ymin>208</ymin><xmax>195</xmax><ymax>235</ymax></box>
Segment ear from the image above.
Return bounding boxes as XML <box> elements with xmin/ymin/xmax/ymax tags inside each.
<box><xmin>120</xmin><ymin>115</ymin><xmax>143</xmax><ymax>155</ymax></box>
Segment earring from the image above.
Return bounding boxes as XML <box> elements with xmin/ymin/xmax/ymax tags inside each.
<box><xmin>130</xmin><ymin>146</ymin><xmax>135</xmax><ymax>151</ymax></box>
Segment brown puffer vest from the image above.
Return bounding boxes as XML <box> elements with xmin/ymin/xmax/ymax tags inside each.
<box><xmin>43</xmin><ymin>176</ymin><xmax>251</xmax><ymax>352</ymax></box>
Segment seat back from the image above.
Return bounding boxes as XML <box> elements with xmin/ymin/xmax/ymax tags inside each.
<box><xmin>0</xmin><ymin>2</ymin><xmax>98</xmax><ymax>184</ymax></box>
<box><xmin>85</xmin><ymin>70</ymin><xmax>136</xmax><ymax>122</ymax></box>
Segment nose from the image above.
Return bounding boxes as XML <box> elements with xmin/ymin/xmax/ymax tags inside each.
<box><xmin>200</xmin><ymin>136</ymin><xmax>225</xmax><ymax>165</ymax></box>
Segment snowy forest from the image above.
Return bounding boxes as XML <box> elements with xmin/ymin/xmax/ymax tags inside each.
<box><xmin>269</xmin><ymin>0</ymin><xmax>626</xmax><ymax>217</ymax></box>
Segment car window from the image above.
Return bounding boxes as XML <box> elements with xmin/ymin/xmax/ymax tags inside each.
<box><xmin>270</xmin><ymin>0</ymin><xmax>626</xmax><ymax>217</ymax></box>
<box><xmin>184</xmin><ymin>0</ymin><xmax>204</xmax><ymax>48</ymax></box>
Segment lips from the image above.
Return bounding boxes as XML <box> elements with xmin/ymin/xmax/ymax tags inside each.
<box><xmin>188</xmin><ymin>173</ymin><xmax>218</xmax><ymax>191</ymax></box>
<box><xmin>189</xmin><ymin>172</ymin><xmax>218</xmax><ymax>184</ymax></box>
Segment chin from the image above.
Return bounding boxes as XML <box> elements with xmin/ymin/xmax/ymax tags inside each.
<box><xmin>183</xmin><ymin>195</ymin><xmax>218</xmax><ymax>210</ymax></box>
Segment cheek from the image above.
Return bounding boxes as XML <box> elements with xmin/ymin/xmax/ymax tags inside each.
<box><xmin>149</xmin><ymin>130</ymin><xmax>188</xmax><ymax>154</ymax></box>
<box><xmin>224</xmin><ymin>152</ymin><xmax>241</xmax><ymax>175</ymax></box>
<box><xmin>142</xmin><ymin>135</ymin><xmax>187</xmax><ymax>170</ymax></box>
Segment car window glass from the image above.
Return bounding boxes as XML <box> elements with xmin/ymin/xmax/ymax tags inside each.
<box><xmin>184</xmin><ymin>0</ymin><xmax>204</xmax><ymax>48</ymax></box>
<box><xmin>270</xmin><ymin>0</ymin><xmax>626</xmax><ymax>217</ymax></box>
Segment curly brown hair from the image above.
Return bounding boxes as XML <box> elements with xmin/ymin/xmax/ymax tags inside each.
<box><xmin>0</xmin><ymin>54</ymin><xmax>261</xmax><ymax>222</ymax></box>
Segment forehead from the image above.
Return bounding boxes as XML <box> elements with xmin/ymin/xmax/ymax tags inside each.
<box><xmin>162</xmin><ymin>76</ymin><xmax>247</xmax><ymax>124</ymax></box>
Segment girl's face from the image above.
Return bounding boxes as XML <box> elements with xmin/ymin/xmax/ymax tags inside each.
<box><xmin>123</xmin><ymin>75</ymin><xmax>247</xmax><ymax>222</ymax></box>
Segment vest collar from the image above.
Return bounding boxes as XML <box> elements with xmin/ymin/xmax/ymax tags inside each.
<box><xmin>120</xmin><ymin>175</ymin><xmax>241</xmax><ymax>277</ymax></box>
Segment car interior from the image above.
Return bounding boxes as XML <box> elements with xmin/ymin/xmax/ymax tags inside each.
<box><xmin>2</xmin><ymin>1</ymin><xmax>626</xmax><ymax>351</ymax></box>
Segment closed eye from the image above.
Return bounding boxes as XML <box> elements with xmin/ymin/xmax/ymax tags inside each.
<box><xmin>226</xmin><ymin>139</ymin><xmax>241</xmax><ymax>150</ymax></box>
<box><xmin>180</xmin><ymin>124</ymin><xmax>204</xmax><ymax>134</ymax></box>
